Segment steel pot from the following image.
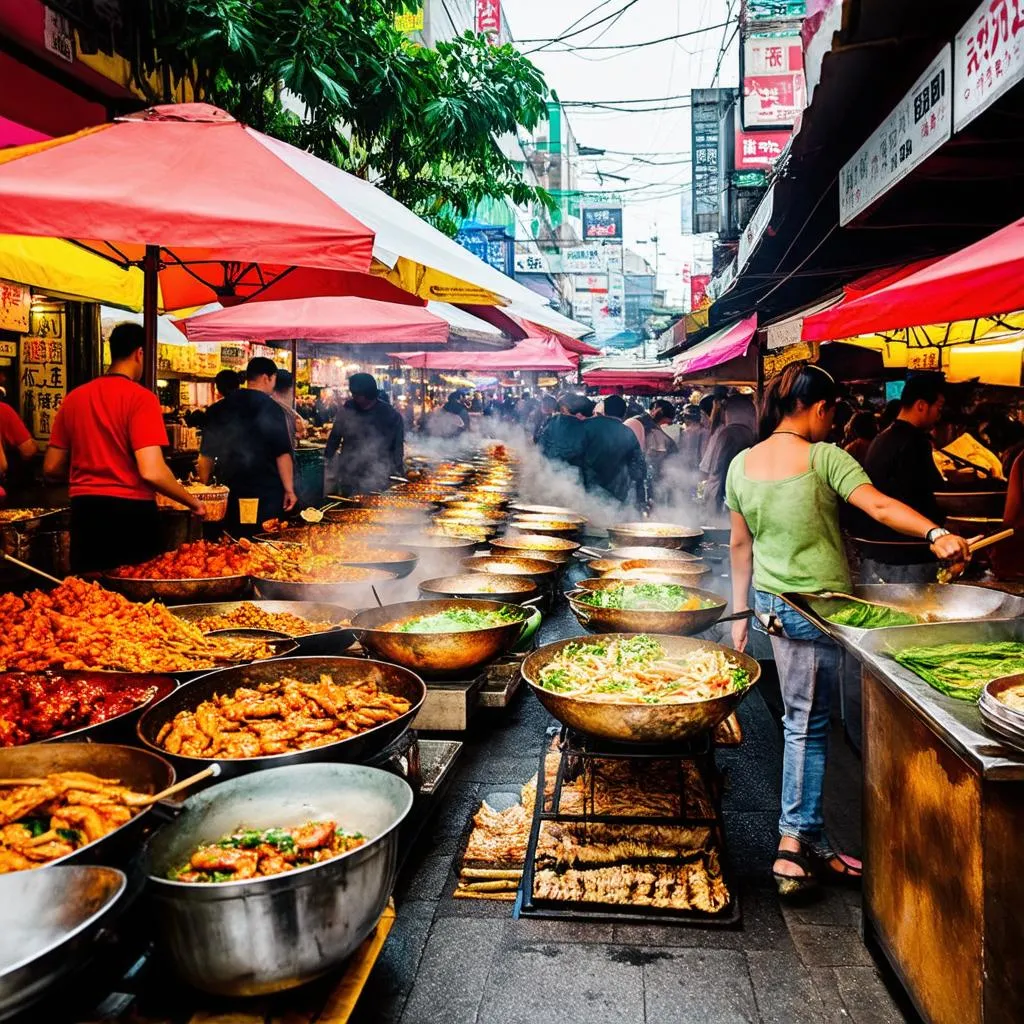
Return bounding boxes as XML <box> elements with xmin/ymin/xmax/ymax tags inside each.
<box><xmin>145</xmin><ymin>763</ymin><xmax>413</xmax><ymax>996</ymax></box>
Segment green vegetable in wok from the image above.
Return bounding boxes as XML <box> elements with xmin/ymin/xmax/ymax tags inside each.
<box><xmin>893</xmin><ymin>641</ymin><xmax>1024</xmax><ymax>701</ymax></box>
<box><xmin>578</xmin><ymin>583</ymin><xmax>717</xmax><ymax>612</ymax></box>
<box><xmin>825</xmin><ymin>601</ymin><xmax>918</xmax><ymax>629</ymax></box>
<box><xmin>393</xmin><ymin>606</ymin><xmax>525</xmax><ymax>633</ymax></box>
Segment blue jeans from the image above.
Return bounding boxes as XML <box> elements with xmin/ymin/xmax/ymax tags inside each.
<box><xmin>754</xmin><ymin>591</ymin><xmax>840</xmax><ymax>853</ymax></box>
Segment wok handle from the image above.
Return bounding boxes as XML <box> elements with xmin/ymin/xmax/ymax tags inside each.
<box><xmin>717</xmin><ymin>609</ymin><xmax>754</xmax><ymax>625</ymax></box>
<box><xmin>517</xmin><ymin>608</ymin><xmax>543</xmax><ymax>648</ymax></box>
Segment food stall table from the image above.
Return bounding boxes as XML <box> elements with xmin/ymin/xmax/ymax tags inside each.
<box><xmin>813</xmin><ymin>613</ymin><xmax>1024</xmax><ymax>1024</ymax></box>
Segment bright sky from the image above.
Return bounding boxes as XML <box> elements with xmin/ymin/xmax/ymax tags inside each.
<box><xmin>505</xmin><ymin>0</ymin><xmax>740</xmax><ymax>305</ymax></box>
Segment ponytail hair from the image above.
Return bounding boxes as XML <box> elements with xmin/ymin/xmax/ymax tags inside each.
<box><xmin>758</xmin><ymin>362</ymin><xmax>840</xmax><ymax>440</ymax></box>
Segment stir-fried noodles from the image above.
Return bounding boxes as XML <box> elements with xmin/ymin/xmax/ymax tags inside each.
<box><xmin>536</xmin><ymin>635</ymin><xmax>750</xmax><ymax>705</ymax></box>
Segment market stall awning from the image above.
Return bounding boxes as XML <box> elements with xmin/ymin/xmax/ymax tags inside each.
<box><xmin>457</xmin><ymin>306</ymin><xmax>599</xmax><ymax>351</ymax></box>
<box><xmin>0</xmin><ymin>104</ymin><xmax>375</xmax><ymax>311</ymax></box>
<box><xmin>394</xmin><ymin>335</ymin><xmax>577</xmax><ymax>372</ymax></box>
<box><xmin>182</xmin><ymin>296</ymin><xmax>449</xmax><ymax>345</ymax></box>
<box><xmin>803</xmin><ymin>219</ymin><xmax>1024</xmax><ymax>342</ymax></box>
<box><xmin>581</xmin><ymin>366</ymin><xmax>676</xmax><ymax>395</ymax></box>
<box><xmin>427</xmin><ymin>303</ymin><xmax>508</xmax><ymax>345</ymax></box>
<box><xmin>673</xmin><ymin>315</ymin><xmax>758</xmax><ymax>377</ymax></box>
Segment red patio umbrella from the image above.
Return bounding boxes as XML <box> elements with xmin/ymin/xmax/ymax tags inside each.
<box><xmin>802</xmin><ymin>219</ymin><xmax>1024</xmax><ymax>341</ymax></box>
<box><xmin>0</xmin><ymin>103</ymin><xmax>375</xmax><ymax>383</ymax></box>
<box><xmin>181</xmin><ymin>296</ymin><xmax>449</xmax><ymax>345</ymax></box>
<box><xmin>582</xmin><ymin>367</ymin><xmax>677</xmax><ymax>394</ymax></box>
<box><xmin>395</xmin><ymin>335</ymin><xmax>577</xmax><ymax>372</ymax></box>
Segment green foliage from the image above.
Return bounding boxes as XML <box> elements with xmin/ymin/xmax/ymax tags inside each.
<box><xmin>154</xmin><ymin>0</ymin><xmax>553</xmax><ymax>231</ymax></box>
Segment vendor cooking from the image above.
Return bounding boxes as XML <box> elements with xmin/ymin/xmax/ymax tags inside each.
<box><xmin>43</xmin><ymin>322</ymin><xmax>203</xmax><ymax>574</ymax></box>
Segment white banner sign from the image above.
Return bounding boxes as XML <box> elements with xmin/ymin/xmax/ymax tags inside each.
<box><xmin>562</xmin><ymin>246</ymin><xmax>607</xmax><ymax>274</ymax></box>
<box><xmin>514</xmin><ymin>251</ymin><xmax>549</xmax><ymax>274</ymax></box>
<box><xmin>738</xmin><ymin>183</ymin><xmax>776</xmax><ymax>271</ymax></box>
<box><xmin>840</xmin><ymin>45</ymin><xmax>952</xmax><ymax>226</ymax></box>
<box><xmin>954</xmin><ymin>0</ymin><xmax>1024</xmax><ymax>132</ymax></box>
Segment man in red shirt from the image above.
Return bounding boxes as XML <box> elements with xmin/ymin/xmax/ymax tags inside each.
<box><xmin>43</xmin><ymin>322</ymin><xmax>202</xmax><ymax>573</ymax></box>
<box><xmin>0</xmin><ymin>393</ymin><xmax>38</xmax><ymax>503</ymax></box>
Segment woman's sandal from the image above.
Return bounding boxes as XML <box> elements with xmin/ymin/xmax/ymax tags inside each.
<box><xmin>772</xmin><ymin>849</ymin><xmax>819</xmax><ymax>900</ymax></box>
<box><xmin>808</xmin><ymin>848</ymin><xmax>863</xmax><ymax>888</ymax></box>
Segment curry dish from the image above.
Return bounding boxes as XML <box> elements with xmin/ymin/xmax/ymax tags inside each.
<box><xmin>192</xmin><ymin>603</ymin><xmax>342</xmax><ymax>637</ymax></box>
<box><xmin>0</xmin><ymin>772</ymin><xmax>147</xmax><ymax>872</ymax></box>
<box><xmin>156</xmin><ymin>673</ymin><xmax>412</xmax><ymax>759</ymax></box>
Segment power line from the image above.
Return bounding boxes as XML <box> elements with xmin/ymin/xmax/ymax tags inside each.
<box><xmin>527</xmin><ymin>19</ymin><xmax>732</xmax><ymax>54</ymax></box>
<box><xmin>523</xmin><ymin>0</ymin><xmax>645</xmax><ymax>53</ymax></box>
<box><xmin>523</xmin><ymin>0</ymin><xmax>616</xmax><ymax>45</ymax></box>
<box><xmin>561</xmin><ymin>90</ymin><xmax>696</xmax><ymax>106</ymax></box>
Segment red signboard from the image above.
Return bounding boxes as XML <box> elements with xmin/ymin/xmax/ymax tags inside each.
<box><xmin>743</xmin><ymin>72</ymin><xmax>806</xmax><ymax>125</ymax></box>
<box><xmin>735</xmin><ymin>127</ymin><xmax>791</xmax><ymax>169</ymax></box>
<box><xmin>476</xmin><ymin>0</ymin><xmax>501</xmax><ymax>37</ymax></box>
<box><xmin>691</xmin><ymin>274</ymin><xmax>712</xmax><ymax>312</ymax></box>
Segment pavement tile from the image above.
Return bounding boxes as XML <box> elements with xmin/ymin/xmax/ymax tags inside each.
<box><xmin>504</xmin><ymin>917</ymin><xmax>615</xmax><ymax>945</ymax></box>
<box><xmin>746</xmin><ymin>949</ymin><xmax>829</xmax><ymax>1024</ymax></box>
<box><xmin>782</xmin><ymin>889</ymin><xmax>863</xmax><ymax>929</ymax></box>
<box><xmin>434</xmin><ymin>891</ymin><xmax>517</xmax><ymax>919</ymax></box>
<box><xmin>833</xmin><ymin>966</ymin><xmax>908</xmax><ymax>1024</ymax></box>
<box><xmin>807</xmin><ymin>967</ymin><xmax>855</xmax><ymax>1024</ymax></box>
<box><xmin>426</xmin><ymin>781</ymin><xmax>482</xmax><ymax>839</ymax></box>
<box><xmin>396</xmin><ymin>853</ymin><xmax>454</xmax><ymax>902</ymax></box>
<box><xmin>642</xmin><ymin>949</ymin><xmax>759</xmax><ymax>1024</ymax></box>
<box><xmin>399</xmin><ymin>918</ymin><xmax>503</xmax><ymax>1024</ymax></box>
<box><xmin>477</xmin><ymin>943</ymin><xmax>645</xmax><ymax>1024</ymax></box>
<box><xmin>458</xmin><ymin>755</ymin><xmax>538</xmax><ymax>785</ymax></box>
<box><xmin>789</xmin><ymin>923</ymin><xmax>875</xmax><ymax>968</ymax></box>
<box><xmin>611</xmin><ymin>921</ymin><xmax>743</xmax><ymax>949</ymax></box>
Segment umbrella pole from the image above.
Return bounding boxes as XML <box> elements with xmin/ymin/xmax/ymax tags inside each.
<box><xmin>142</xmin><ymin>244</ymin><xmax>159</xmax><ymax>392</ymax></box>
<box><xmin>420</xmin><ymin>366</ymin><xmax>426</xmax><ymax>428</ymax></box>
<box><xmin>290</xmin><ymin>338</ymin><xmax>298</xmax><ymax>407</ymax></box>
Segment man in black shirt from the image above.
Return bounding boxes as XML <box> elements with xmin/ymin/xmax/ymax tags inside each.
<box><xmin>325</xmin><ymin>373</ymin><xmax>405</xmax><ymax>496</ymax></box>
<box><xmin>858</xmin><ymin>372</ymin><xmax>947</xmax><ymax>583</ymax></box>
<box><xmin>198</xmin><ymin>357</ymin><xmax>296</xmax><ymax>533</ymax></box>
<box><xmin>538</xmin><ymin>392</ymin><xmax>592</xmax><ymax>474</ymax></box>
<box><xmin>581</xmin><ymin>394</ymin><xmax>647</xmax><ymax>509</ymax></box>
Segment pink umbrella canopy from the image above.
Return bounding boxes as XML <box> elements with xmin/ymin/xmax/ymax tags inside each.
<box><xmin>182</xmin><ymin>296</ymin><xmax>450</xmax><ymax>345</ymax></box>
<box><xmin>395</xmin><ymin>335</ymin><xmax>577</xmax><ymax>372</ymax></box>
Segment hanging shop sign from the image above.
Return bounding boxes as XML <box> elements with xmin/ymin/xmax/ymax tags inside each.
<box><xmin>738</xmin><ymin>182</ymin><xmax>776</xmax><ymax>271</ymax></box>
<box><xmin>763</xmin><ymin>342</ymin><xmax>814</xmax><ymax>379</ymax></box>
<box><xmin>906</xmin><ymin>348</ymin><xmax>941</xmax><ymax>371</ymax></box>
<box><xmin>839</xmin><ymin>45</ymin><xmax>952</xmax><ymax>226</ymax></box>
<box><xmin>573</xmin><ymin>274</ymin><xmax>608</xmax><ymax>294</ymax></box>
<box><xmin>514</xmin><ymin>252</ymin><xmax>549</xmax><ymax>274</ymax></box>
<box><xmin>742</xmin><ymin>34</ymin><xmax>806</xmax><ymax>127</ymax></box>
<box><xmin>734</xmin><ymin>127</ymin><xmax>791</xmax><ymax>169</ymax></box>
<box><xmin>691</xmin><ymin>88</ymin><xmax>728</xmax><ymax>234</ymax></box>
<box><xmin>582</xmin><ymin>207</ymin><xmax>623</xmax><ymax>241</ymax></box>
<box><xmin>0</xmin><ymin>341</ymin><xmax>17</xmax><ymax>358</ymax></box>
<box><xmin>43</xmin><ymin>7</ymin><xmax>74</xmax><ymax>63</ymax></box>
<box><xmin>562</xmin><ymin>246</ymin><xmax>607</xmax><ymax>274</ymax></box>
<box><xmin>394</xmin><ymin>5</ymin><xmax>425</xmax><ymax>33</ymax></box>
<box><xmin>0</xmin><ymin>280</ymin><xmax>30</xmax><ymax>333</ymax></box>
<box><xmin>20</xmin><ymin>303</ymin><xmax>66</xmax><ymax>442</ymax></box>
<box><xmin>746</xmin><ymin>0</ymin><xmax>806</xmax><ymax>17</ymax></box>
<box><xmin>219</xmin><ymin>345</ymin><xmax>247</xmax><ymax>369</ymax></box>
<box><xmin>476</xmin><ymin>0</ymin><xmax>501</xmax><ymax>38</ymax></box>
<box><xmin>953</xmin><ymin>0</ymin><xmax>1024</xmax><ymax>131</ymax></box>
<box><xmin>591</xmin><ymin>272</ymin><xmax>625</xmax><ymax>343</ymax></box>
<box><xmin>691</xmin><ymin>274</ymin><xmax>712</xmax><ymax>312</ymax></box>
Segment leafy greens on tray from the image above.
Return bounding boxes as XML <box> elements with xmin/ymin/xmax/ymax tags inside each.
<box><xmin>893</xmin><ymin>641</ymin><xmax>1024</xmax><ymax>701</ymax></box>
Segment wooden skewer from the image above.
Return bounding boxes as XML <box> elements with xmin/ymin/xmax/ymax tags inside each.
<box><xmin>968</xmin><ymin>528</ymin><xmax>1014</xmax><ymax>554</ymax></box>
<box><xmin>122</xmin><ymin>764</ymin><xmax>222</xmax><ymax>807</ymax></box>
<box><xmin>0</xmin><ymin>552</ymin><xmax>64</xmax><ymax>586</ymax></box>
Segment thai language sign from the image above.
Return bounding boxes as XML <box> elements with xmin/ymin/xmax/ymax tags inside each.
<box><xmin>839</xmin><ymin>45</ymin><xmax>951</xmax><ymax>225</ymax></box>
<box><xmin>954</xmin><ymin>0</ymin><xmax>1024</xmax><ymax>131</ymax></box>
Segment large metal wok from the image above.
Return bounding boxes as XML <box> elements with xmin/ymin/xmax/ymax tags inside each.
<box><xmin>418</xmin><ymin>573</ymin><xmax>539</xmax><ymax>604</ymax></box>
<box><xmin>461</xmin><ymin>554</ymin><xmax>562</xmax><ymax>587</ymax></box>
<box><xmin>490</xmin><ymin>533</ymin><xmax>581</xmax><ymax>564</ymax></box>
<box><xmin>145</xmin><ymin>763</ymin><xmax>413</xmax><ymax>996</ymax></box>
<box><xmin>0</xmin><ymin>865</ymin><xmax>128</xmax><ymax>1020</ymax></box>
<box><xmin>351</xmin><ymin>599</ymin><xmax>535</xmax><ymax>679</ymax></box>
<box><xmin>779</xmin><ymin>583</ymin><xmax>1024</xmax><ymax>645</ymax></box>
<box><xmin>254</xmin><ymin>531</ymin><xmax>419</xmax><ymax>578</ymax></box>
<box><xmin>606</xmin><ymin>522</ymin><xmax>704</xmax><ymax>551</ymax></box>
<box><xmin>102</xmin><ymin>573</ymin><xmax>251</xmax><ymax>605</ymax></box>
<box><xmin>0</xmin><ymin>743</ymin><xmax>174</xmax><ymax>869</ymax></box>
<box><xmin>170</xmin><ymin>599</ymin><xmax>357</xmax><ymax>656</ymax></box>
<box><xmin>324</xmin><ymin>507</ymin><xmax>428</xmax><ymax>528</ymax></box>
<box><xmin>584</xmin><ymin>545</ymin><xmax>704</xmax><ymax>565</ymax></box>
<box><xmin>136</xmin><ymin>656</ymin><xmax>425</xmax><ymax>781</ymax></box>
<box><xmin>252</xmin><ymin>568</ymin><xmax>397</xmax><ymax>605</ymax></box>
<box><xmin>566</xmin><ymin>579</ymin><xmax>735</xmax><ymax>636</ymax></box>
<box><xmin>522</xmin><ymin>633</ymin><xmax>760</xmax><ymax>744</ymax></box>
<box><xmin>590</xmin><ymin>557</ymin><xmax>711</xmax><ymax>580</ymax></box>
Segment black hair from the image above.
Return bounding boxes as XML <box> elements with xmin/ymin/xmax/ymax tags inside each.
<box><xmin>845</xmin><ymin>410</ymin><xmax>878</xmax><ymax>442</ymax></box>
<box><xmin>759</xmin><ymin>362</ymin><xmax>840</xmax><ymax>440</ymax></box>
<box><xmin>880</xmin><ymin>398</ymin><xmax>902</xmax><ymax>429</ymax></box>
<box><xmin>214</xmin><ymin>369</ymin><xmax>241</xmax><ymax>396</ymax></box>
<box><xmin>900</xmin><ymin>371</ymin><xmax>945</xmax><ymax>410</ymax></box>
<box><xmin>698</xmin><ymin>394</ymin><xmax>715</xmax><ymax>416</ymax></box>
<box><xmin>349</xmin><ymin>372</ymin><xmax>378</xmax><ymax>398</ymax></box>
<box><xmin>540</xmin><ymin>394</ymin><xmax>558</xmax><ymax>411</ymax></box>
<box><xmin>246</xmin><ymin>356</ymin><xmax>277</xmax><ymax>382</ymax></box>
<box><xmin>274</xmin><ymin>368</ymin><xmax>294</xmax><ymax>394</ymax></box>
<box><xmin>109</xmin><ymin>322</ymin><xmax>145</xmax><ymax>362</ymax></box>
<box><xmin>603</xmin><ymin>394</ymin><xmax>627</xmax><ymax>420</ymax></box>
<box><xmin>650</xmin><ymin>399</ymin><xmax>675</xmax><ymax>422</ymax></box>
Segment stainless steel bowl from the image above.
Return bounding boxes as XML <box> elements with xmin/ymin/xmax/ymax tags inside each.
<box><xmin>145</xmin><ymin>763</ymin><xmax>413</xmax><ymax>996</ymax></box>
<box><xmin>102</xmin><ymin>574</ymin><xmax>252</xmax><ymax>605</ymax></box>
<box><xmin>0</xmin><ymin>865</ymin><xmax>127</xmax><ymax>1020</ymax></box>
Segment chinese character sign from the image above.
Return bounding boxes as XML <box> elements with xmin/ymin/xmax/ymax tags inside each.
<box><xmin>954</xmin><ymin>0</ymin><xmax>1024</xmax><ymax>131</ymax></box>
<box><xmin>20</xmin><ymin>304</ymin><xmax>66</xmax><ymax>442</ymax></box>
<box><xmin>734</xmin><ymin>128</ymin><xmax>792</xmax><ymax>169</ymax></box>
<box><xmin>839</xmin><ymin>45</ymin><xmax>951</xmax><ymax>225</ymax></box>
<box><xmin>692</xmin><ymin>89</ymin><xmax>728</xmax><ymax>234</ymax></box>
<box><xmin>582</xmin><ymin>207</ymin><xmax>623</xmax><ymax>240</ymax></box>
<box><xmin>0</xmin><ymin>279</ymin><xmax>30</xmax><ymax>333</ymax></box>
<box><xmin>743</xmin><ymin>33</ymin><xmax>806</xmax><ymax>127</ymax></box>
<box><xmin>476</xmin><ymin>0</ymin><xmax>501</xmax><ymax>37</ymax></box>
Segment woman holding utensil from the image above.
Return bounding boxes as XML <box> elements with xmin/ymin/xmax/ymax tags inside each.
<box><xmin>726</xmin><ymin>363</ymin><xmax>970</xmax><ymax>901</ymax></box>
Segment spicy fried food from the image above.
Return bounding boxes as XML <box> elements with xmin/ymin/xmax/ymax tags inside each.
<box><xmin>192</xmin><ymin>603</ymin><xmax>343</xmax><ymax>637</ymax></box>
<box><xmin>109</xmin><ymin>539</ymin><xmax>257</xmax><ymax>580</ymax></box>
<box><xmin>0</xmin><ymin>772</ymin><xmax>147</xmax><ymax>873</ymax></box>
<box><xmin>0</xmin><ymin>579</ymin><xmax>279</xmax><ymax>673</ymax></box>
<box><xmin>170</xmin><ymin>820</ymin><xmax>366</xmax><ymax>882</ymax></box>
<box><xmin>156</xmin><ymin>673</ymin><xmax>412</xmax><ymax>759</ymax></box>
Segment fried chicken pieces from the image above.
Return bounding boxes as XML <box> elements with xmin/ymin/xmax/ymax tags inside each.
<box><xmin>156</xmin><ymin>674</ymin><xmax>412</xmax><ymax>759</ymax></box>
<box><xmin>0</xmin><ymin>771</ymin><xmax>144</xmax><ymax>873</ymax></box>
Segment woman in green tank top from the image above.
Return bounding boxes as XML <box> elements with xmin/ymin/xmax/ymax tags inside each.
<box><xmin>726</xmin><ymin>363</ymin><xmax>969</xmax><ymax>900</ymax></box>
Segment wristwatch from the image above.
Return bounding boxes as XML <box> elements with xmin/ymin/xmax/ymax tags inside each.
<box><xmin>926</xmin><ymin>527</ymin><xmax>951</xmax><ymax>544</ymax></box>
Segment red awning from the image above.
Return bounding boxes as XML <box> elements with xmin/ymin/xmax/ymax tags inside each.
<box><xmin>0</xmin><ymin>103</ymin><xmax>375</xmax><ymax>309</ymax></box>
<box><xmin>395</xmin><ymin>336</ymin><xmax>577</xmax><ymax>372</ymax></box>
<box><xmin>581</xmin><ymin>368</ymin><xmax>676</xmax><ymax>394</ymax></box>
<box><xmin>182</xmin><ymin>296</ymin><xmax>449</xmax><ymax>345</ymax></box>
<box><xmin>673</xmin><ymin>315</ymin><xmax>758</xmax><ymax>376</ymax></box>
<box><xmin>802</xmin><ymin>221</ymin><xmax>1024</xmax><ymax>341</ymax></box>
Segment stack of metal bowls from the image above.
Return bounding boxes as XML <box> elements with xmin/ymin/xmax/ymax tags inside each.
<box><xmin>980</xmin><ymin>674</ymin><xmax>1024</xmax><ymax>752</ymax></box>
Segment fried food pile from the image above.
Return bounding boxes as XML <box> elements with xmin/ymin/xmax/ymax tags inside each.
<box><xmin>171</xmin><ymin>820</ymin><xmax>366</xmax><ymax>883</ymax></box>
<box><xmin>0</xmin><ymin>673</ymin><xmax>158</xmax><ymax>747</ymax></box>
<box><xmin>156</xmin><ymin>673</ymin><xmax>412</xmax><ymax>759</ymax></box>
<box><xmin>0</xmin><ymin>771</ymin><xmax>147</xmax><ymax>872</ymax></box>
<box><xmin>192</xmin><ymin>602</ymin><xmax>343</xmax><ymax>637</ymax></box>
<box><xmin>109</xmin><ymin>539</ymin><xmax>257</xmax><ymax>579</ymax></box>
<box><xmin>0</xmin><ymin>579</ymin><xmax>279</xmax><ymax>673</ymax></box>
